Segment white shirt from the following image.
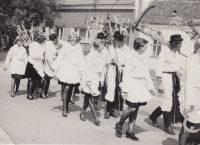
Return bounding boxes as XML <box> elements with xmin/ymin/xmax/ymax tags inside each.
<box><xmin>156</xmin><ymin>48</ymin><xmax>184</xmax><ymax>77</ymax></box>
<box><xmin>114</xmin><ymin>44</ymin><xmax>130</xmax><ymax>65</ymax></box>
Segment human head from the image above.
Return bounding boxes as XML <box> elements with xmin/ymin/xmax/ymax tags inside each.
<box><xmin>169</xmin><ymin>34</ymin><xmax>183</xmax><ymax>52</ymax></box>
<box><xmin>133</xmin><ymin>38</ymin><xmax>148</xmax><ymax>54</ymax></box>
<box><xmin>49</xmin><ymin>33</ymin><xmax>58</xmax><ymax>45</ymax></box>
<box><xmin>35</xmin><ymin>35</ymin><xmax>46</xmax><ymax>44</ymax></box>
<box><xmin>113</xmin><ymin>31</ymin><xmax>124</xmax><ymax>47</ymax></box>
<box><xmin>93</xmin><ymin>39</ymin><xmax>105</xmax><ymax>52</ymax></box>
<box><xmin>68</xmin><ymin>32</ymin><xmax>79</xmax><ymax>46</ymax></box>
<box><xmin>194</xmin><ymin>39</ymin><xmax>200</xmax><ymax>54</ymax></box>
<box><xmin>14</xmin><ymin>37</ymin><xmax>23</xmax><ymax>47</ymax></box>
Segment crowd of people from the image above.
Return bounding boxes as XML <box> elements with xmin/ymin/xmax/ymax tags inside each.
<box><xmin>3</xmin><ymin>30</ymin><xmax>200</xmax><ymax>144</ymax></box>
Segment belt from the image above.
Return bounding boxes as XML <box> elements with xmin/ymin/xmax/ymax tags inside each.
<box><xmin>163</xmin><ymin>72</ymin><xmax>177</xmax><ymax>75</ymax></box>
<box><xmin>163</xmin><ymin>71</ymin><xmax>182</xmax><ymax>123</ymax></box>
<box><xmin>110</xmin><ymin>63</ymin><xmax>125</xmax><ymax>67</ymax></box>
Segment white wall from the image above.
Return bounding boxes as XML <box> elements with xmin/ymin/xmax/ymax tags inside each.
<box><xmin>139</xmin><ymin>25</ymin><xmax>197</xmax><ymax>57</ymax></box>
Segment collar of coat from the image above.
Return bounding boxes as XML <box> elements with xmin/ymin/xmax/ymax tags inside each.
<box><xmin>63</xmin><ymin>42</ymin><xmax>80</xmax><ymax>53</ymax></box>
<box><xmin>131</xmin><ymin>49</ymin><xmax>146</xmax><ymax>65</ymax></box>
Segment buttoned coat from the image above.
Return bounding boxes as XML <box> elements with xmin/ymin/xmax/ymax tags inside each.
<box><xmin>121</xmin><ymin>49</ymin><xmax>154</xmax><ymax>103</ymax></box>
<box><xmin>53</xmin><ymin>42</ymin><xmax>86</xmax><ymax>84</ymax></box>
<box><xmin>179</xmin><ymin>54</ymin><xmax>200</xmax><ymax>123</ymax></box>
<box><xmin>5</xmin><ymin>44</ymin><xmax>27</xmax><ymax>75</ymax></box>
<box><xmin>83</xmin><ymin>47</ymin><xmax>108</xmax><ymax>96</ymax></box>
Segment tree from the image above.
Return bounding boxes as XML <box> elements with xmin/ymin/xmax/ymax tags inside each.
<box><xmin>0</xmin><ymin>0</ymin><xmax>60</xmax><ymax>46</ymax></box>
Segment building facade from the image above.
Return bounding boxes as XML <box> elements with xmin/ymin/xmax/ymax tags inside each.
<box><xmin>54</xmin><ymin>0</ymin><xmax>138</xmax><ymax>53</ymax></box>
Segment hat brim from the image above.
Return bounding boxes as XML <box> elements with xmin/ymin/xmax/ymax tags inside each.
<box><xmin>169</xmin><ymin>38</ymin><xmax>183</xmax><ymax>42</ymax></box>
<box><xmin>97</xmin><ymin>36</ymin><xmax>107</xmax><ymax>39</ymax></box>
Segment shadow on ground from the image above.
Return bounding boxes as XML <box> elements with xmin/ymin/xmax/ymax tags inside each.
<box><xmin>162</xmin><ymin>138</ymin><xmax>178</xmax><ymax>145</ymax></box>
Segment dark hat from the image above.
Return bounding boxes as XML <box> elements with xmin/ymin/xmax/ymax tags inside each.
<box><xmin>173</xmin><ymin>10</ymin><xmax>177</xmax><ymax>14</ymax></box>
<box><xmin>112</xmin><ymin>31</ymin><xmax>124</xmax><ymax>39</ymax></box>
<box><xmin>97</xmin><ymin>32</ymin><xmax>107</xmax><ymax>39</ymax></box>
<box><xmin>169</xmin><ymin>34</ymin><xmax>183</xmax><ymax>42</ymax></box>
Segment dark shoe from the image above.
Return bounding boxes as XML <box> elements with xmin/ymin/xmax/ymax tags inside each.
<box><xmin>46</xmin><ymin>93</ymin><xmax>50</xmax><ymax>98</ymax></box>
<box><xmin>104</xmin><ymin>112</ymin><xmax>110</xmax><ymax>119</ymax></box>
<box><xmin>126</xmin><ymin>131</ymin><xmax>139</xmax><ymax>141</ymax></box>
<box><xmin>15</xmin><ymin>92</ymin><xmax>19</xmax><ymax>96</ymax></box>
<box><xmin>149</xmin><ymin>116</ymin><xmax>159</xmax><ymax>127</ymax></box>
<box><xmin>32</xmin><ymin>94</ymin><xmax>38</xmax><ymax>99</ymax></box>
<box><xmin>40</xmin><ymin>93</ymin><xmax>47</xmax><ymax>99</ymax></box>
<box><xmin>110</xmin><ymin>111</ymin><xmax>118</xmax><ymax>118</ymax></box>
<box><xmin>69</xmin><ymin>100</ymin><xmax>75</xmax><ymax>104</ymax></box>
<box><xmin>80</xmin><ymin>113</ymin><xmax>86</xmax><ymax>121</ymax></box>
<box><xmin>165</xmin><ymin>126</ymin><xmax>175</xmax><ymax>135</ymax></box>
<box><xmin>62</xmin><ymin>112</ymin><xmax>67</xmax><ymax>117</ymax></box>
<box><xmin>115</xmin><ymin>122</ymin><xmax>122</xmax><ymax>137</ymax></box>
<box><xmin>95</xmin><ymin>105</ymin><xmax>100</xmax><ymax>111</ymax></box>
<box><xmin>93</xmin><ymin>118</ymin><xmax>101</xmax><ymax>126</ymax></box>
<box><xmin>27</xmin><ymin>95</ymin><xmax>33</xmax><ymax>100</ymax></box>
<box><xmin>66</xmin><ymin>109</ymin><xmax>70</xmax><ymax>114</ymax></box>
<box><xmin>10</xmin><ymin>93</ymin><xmax>15</xmax><ymax>97</ymax></box>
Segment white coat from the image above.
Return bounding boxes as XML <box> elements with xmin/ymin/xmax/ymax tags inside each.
<box><xmin>121</xmin><ymin>49</ymin><xmax>154</xmax><ymax>103</ymax></box>
<box><xmin>44</xmin><ymin>41</ymin><xmax>57</xmax><ymax>77</ymax></box>
<box><xmin>83</xmin><ymin>48</ymin><xmax>108</xmax><ymax>96</ymax></box>
<box><xmin>28</xmin><ymin>41</ymin><xmax>45</xmax><ymax>77</ymax></box>
<box><xmin>52</xmin><ymin>42</ymin><xmax>86</xmax><ymax>84</ymax></box>
<box><xmin>178</xmin><ymin>54</ymin><xmax>200</xmax><ymax>123</ymax></box>
<box><xmin>156</xmin><ymin>48</ymin><xmax>184</xmax><ymax>112</ymax></box>
<box><xmin>5</xmin><ymin>44</ymin><xmax>27</xmax><ymax>75</ymax></box>
<box><xmin>105</xmin><ymin>44</ymin><xmax>130</xmax><ymax>102</ymax></box>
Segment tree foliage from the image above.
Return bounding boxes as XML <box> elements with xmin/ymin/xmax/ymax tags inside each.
<box><xmin>0</xmin><ymin>0</ymin><xmax>60</xmax><ymax>40</ymax></box>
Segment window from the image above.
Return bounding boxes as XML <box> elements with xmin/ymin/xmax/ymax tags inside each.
<box><xmin>72</xmin><ymin>28</ymin><xmax>91</xmax><ymax>43</ymax></box>
<box><xmin>151</xmin><ymin>40</ymin><xmax>162</xmax><ymax>57</ymax></box>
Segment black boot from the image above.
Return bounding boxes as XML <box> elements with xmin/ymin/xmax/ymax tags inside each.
<box><xmin>110</xmin><ymin>110</ymin><xmax>118</xmax><ymax>118</ymax></box>
<box><xmin>27</xmin><ymin>80</ymin><xmax>34</xmax><ymax>100</ymax></box>
<box><xmin>115</xmin><ymin>122</ymin><xmax>122</xmax><ymax>137</ymax></box>
<box><xmin>40</xmin><ymin>80</ymin><xmax>47</xmax><ymax>99</ymax></box>
<box><xmin>126</xmin><ymin>131</ymin><xmax>139</xmax><ymax>141</ymax></box>
<box><xmin>163</xmin><ymin>111</ymin><xmax>175</xmax><ymax>135</ymax></box>
<box><xmin>149</xmin><ymin>106</ymin><xmax>162</xmax><ymax>128</ymax></box>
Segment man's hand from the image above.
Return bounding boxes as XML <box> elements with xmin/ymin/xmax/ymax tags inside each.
<box><xmin>86</xmin><ymin>82</ymin><xmax>91</xmax><ymax>89</ymax></box>
<box><xmin>121</xmin><ymin>92</ymin><xmax>127</xmax><ymax>99</ymax></box>
<box><xmin>184</xmin><ymin>105</ymin><xmax>194</xmax><ymax>117</ymax></box>
<box><xmin>100</xmin><ymin>81</ymin><xmax>104</xmax><ymax>87</ymax></box>
<box><xmin>4</xmin><ymin>65</ymin><xmax>7</xmax><ymax>71</ymax></box>
<box><xmin>158</xmin><ymin>83</ymin><xmax>164</xmax><ymax>93</ymax></box>
<box><xmin>118</xmin><ymin>65</ymin><xmax>123</xmax><ymax>73</ymax></box>
<box><xmin>149</xmin><ymin>89</ymin><xmax>158</xmax><ymax>96</ymax></box>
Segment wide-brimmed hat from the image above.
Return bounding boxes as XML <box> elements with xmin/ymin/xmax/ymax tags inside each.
<box><xmin>112</xmin><ymin>31</ymin><xmax>124</xmax><ymax>39</ymax></box>
<box><xmin>169</xmin><ymin>34</ymin><xmax>183</xmax><ymax>42</ymax></box>
<box><xmin>97</xmin><ymin>32</ymin><xmax>107</xmax><ymax>39</ymax></box>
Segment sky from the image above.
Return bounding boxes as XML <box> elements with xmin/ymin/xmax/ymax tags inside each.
<box><xmin>142</xmin><ymin>0</ymin><xmax>153</xmax><ymax>10</ymax></box>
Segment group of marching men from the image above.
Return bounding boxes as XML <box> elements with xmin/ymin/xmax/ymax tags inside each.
<box><xmin>4</xmin><ymin>30</ymin><xmax>200</xmax><ymax>144</ymax></box>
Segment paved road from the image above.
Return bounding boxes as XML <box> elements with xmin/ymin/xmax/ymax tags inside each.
<box><xmin>0</xmin><ymin>62</ymin><xmax>182</xmax><ymax>145</ymax></box>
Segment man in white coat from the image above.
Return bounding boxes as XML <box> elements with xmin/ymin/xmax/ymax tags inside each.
<box><xmin>104</xmin><ymin>31</ymin><xmax>130</xmax><ymax>119</ymax></box>
<box><xmin>149</xmin><ymin>34</ymin><xmax>185</xmax><ymax>135</ymax></box>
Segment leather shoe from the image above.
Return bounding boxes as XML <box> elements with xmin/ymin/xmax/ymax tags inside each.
<box><xmin>110</xmin><ymin>111</ymin><xmax>118</xmax><ymax>118</ymax></box>
<box><xmin>165</xmin><ymin>126</ymin><xmax>175</xmax><ymax>135</ymax></box>
<box><xmin>95</xmin><ymin>105</ymin><xmax>100</xmax><ymax>111</ymax></box>
<box><xmin>126</xmin><ymin>131</ymin><xmax>139</xmax><ymax>141</ymax></box>
<box><xmin>115</xmin><ymin>122</ymin><xmax>122</xmax><ymax>137</ymax></box>
<box><xmin>149</xmin><ymin>116</ymin><xmax>159</xmax><ymax>127</ymax></box>
<box><xmin>69</xmin><ymin>100</ymin><xmax>75</xmax><ymax>104</ymax></box>
<box><xmin>80</xmin><ymin>113</ymin><xmax>86</xmax><ymax>121</ymax></box>
<box><xmin>104</xmin><ymin>112</ymin><xmax>110</xmax><ymax>119</ymax></box>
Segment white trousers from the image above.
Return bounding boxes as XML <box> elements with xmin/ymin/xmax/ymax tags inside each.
<box><xmin>161</xmin><ymin>73</ymin><xmax>173</xmax><ymax>112</ymax></box>
<box><xmin>105</xmin><ymin>65</ymin><xmax>116</xmax><ymax>102</ymax></box>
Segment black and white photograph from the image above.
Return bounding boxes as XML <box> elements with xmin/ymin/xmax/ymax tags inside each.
<box><xmin>0</xmin><ymin>0</ymin><xmax>200</xmax><ymax>145</ymax></box>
